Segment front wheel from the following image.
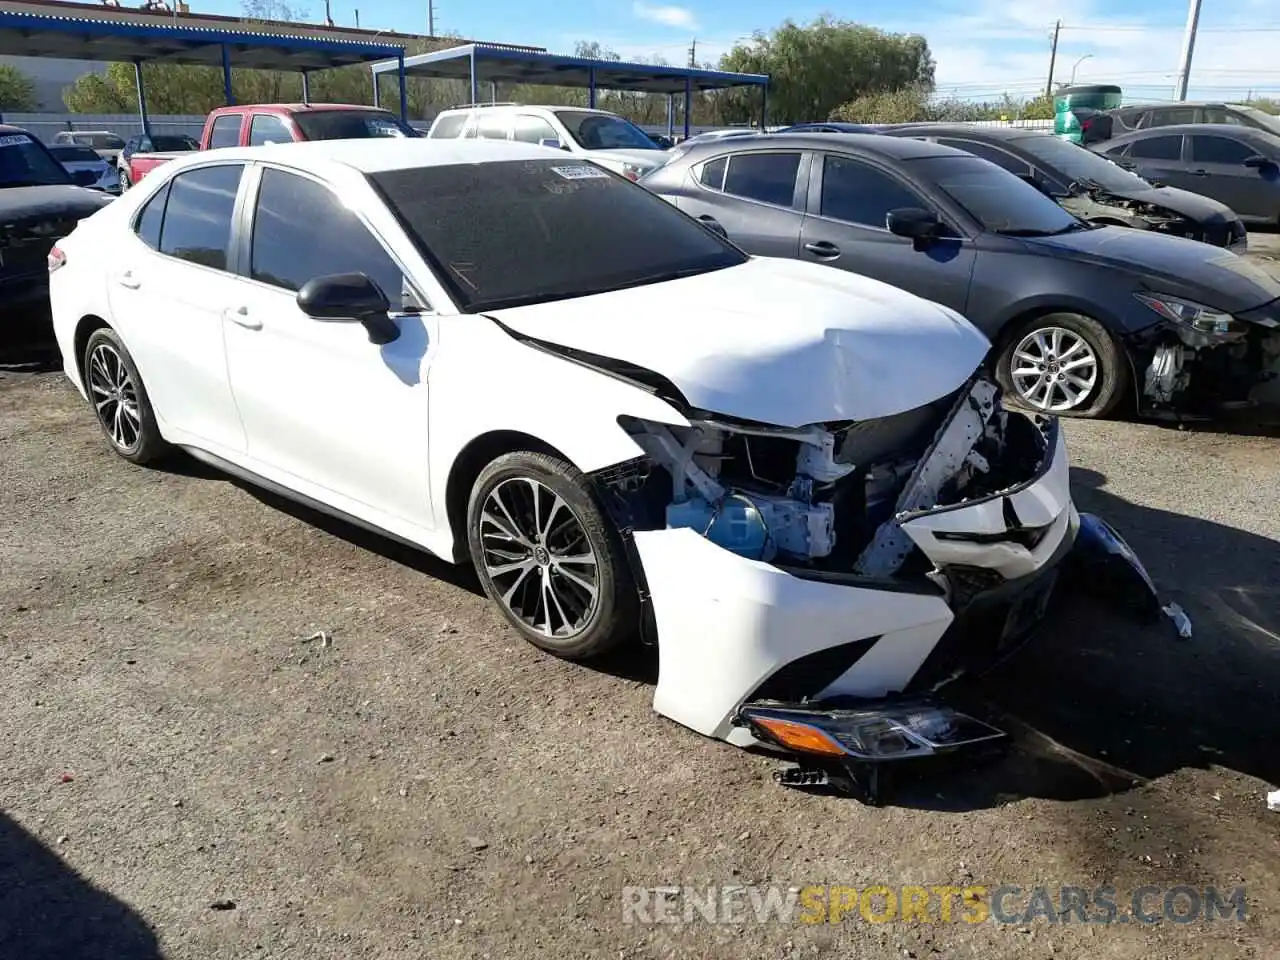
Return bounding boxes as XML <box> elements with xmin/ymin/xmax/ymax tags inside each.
<box><xmin>466</xmin><ymin>451</ymin><xmax>638</xmax><ymax>660</ymax></box>
<box><xmin>995</xmin><ymin>312</ymin><xmax>1128</xmax><ymax>418</ymax></box>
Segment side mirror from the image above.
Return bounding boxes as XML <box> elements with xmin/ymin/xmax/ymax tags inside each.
<box><xmin>886</xmin><ymin>207</ymin><xmax>940</xmax><ymax>245</ymax></box>
<box><xmin>1244</xmin><ymin>155</ymin><xmax>1277</xmax><ymax>171</ymax></box>
<box><xmin>297</xmin><ymin>273</ymin><xmax>399</xmax><ymax>345</ymax></box>
<box><xmin>538</xmin><ymin>137</ymin><xmax>567</xmax><ymax>151</ymax></box>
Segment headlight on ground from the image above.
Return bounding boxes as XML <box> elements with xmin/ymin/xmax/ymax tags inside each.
<box><xmin>1135</xmin><ymin>292</ymin><xmax>1245</xmax><ymax>340</ymax></box>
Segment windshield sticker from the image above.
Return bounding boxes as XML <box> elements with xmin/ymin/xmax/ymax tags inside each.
<box><xmin>550</xmin><ymin>164</ymin><xmax>609</xmax><ymax>180</ymax></box>
<box><xmin>0</xmin><ymin>134</ymin><xmax>33</xmax><ymax>148</ymax></box>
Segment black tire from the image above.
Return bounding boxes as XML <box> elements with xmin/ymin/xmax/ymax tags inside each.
<box><xmin>82</xmin><ymin>327</ymin><xmax>169</xmax><ymax>465</ymax></box>
<box><xmin>995</xmin><ymin>312</ymin><xmax>1127</xmax><ymax>419</ymax></box>
<box><xmin>466</xmin><ymin>451</ymin><xmax>638</xmax><ymax>660</ymax></box>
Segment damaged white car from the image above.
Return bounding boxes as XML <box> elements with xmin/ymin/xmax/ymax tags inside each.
<box><xmin>49</xmin><ymin>141</ymin><xmax>1166</xmax><ymax>802</ymax></box>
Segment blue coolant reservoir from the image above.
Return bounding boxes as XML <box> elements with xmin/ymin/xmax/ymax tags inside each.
<box><xmin>666</xmin><ymin>495</ymin><xmax>771</xmax><ymax>560</ymax></box>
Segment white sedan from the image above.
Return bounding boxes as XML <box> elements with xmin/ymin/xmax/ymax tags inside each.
<box><xmin>48</xmin><ymin>139</ymin><xmax>1162</xmax><ymax>801</ymax></box>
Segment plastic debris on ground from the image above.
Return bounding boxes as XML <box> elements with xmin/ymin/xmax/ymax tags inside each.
<box><xmin>1268</xmin><ymin>790</ymin><xmax>1280</xmax><ymax>812</ymax></box>
<box><xmin>1162</xmin><ymin>602</ymin><xmax>1193</xmax><ymax>639</ymax></box>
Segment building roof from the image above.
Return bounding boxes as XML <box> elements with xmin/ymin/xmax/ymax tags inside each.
<box><xmin>371</xmin><ymin>43</ymin><xmax>769</xmax><ymax>95</ymax></box>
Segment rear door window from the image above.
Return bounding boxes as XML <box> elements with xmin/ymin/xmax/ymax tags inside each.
<box><xmin>476</xmin><ymin>113</ymin><xmax>511</xmax><ymax>140</ymax></box>
<box><xmin>1128</xmin><ymin>135</ymin><xmax>1182</xmax><ymax>161</ymax></box>
<box><xmin>157</xmin><ymin>164</ymin><xmax>244</xmax><ymax>271</ymax></box>
<box><xmin>513</xmin><ymin>115</ymin><xmax>559</xmax><ymax>144</ymax></box>
<box><xmin>249</xmin><ymin>114</ymin><xmax>293</xmax><ymax>146</ymax></box>
<box><xmin>134</xmin><ymin>182</ymin><xmax>170</xmax><ymax>250</ymax></box>
<box><xmin>721</xmin><ymin>152</ymin><xmax>802</xmax><ymax>207</ymax></box>
<box><xmin>208</xmin><ymin>115</ymin><xmax>242</xmax><ymax>149</ymax></box>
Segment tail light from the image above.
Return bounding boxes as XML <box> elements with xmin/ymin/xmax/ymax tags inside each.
<box><xmin>48</xmin><ymin>245</ymin><xmax>66</xmax><ymax>272</ymax></box>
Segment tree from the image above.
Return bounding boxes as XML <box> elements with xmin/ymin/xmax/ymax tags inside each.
<box><xmin>718</xmin><ymin>16</ymin><xmax>935</xmax><ymax>124</ymax></box>
<box><xmin>0</xmin><ymin>64</ymin><xmax>37</xmax><ymax>112</ymax></box>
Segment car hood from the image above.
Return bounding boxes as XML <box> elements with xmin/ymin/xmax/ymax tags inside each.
<box><xmin>1028</xmin><ymin>225</ymin><xmax>1280</xmax><ymax>312</ymax></box>
<box><xmin>484</xmin><ymin>256</ymin><xmax>992</xmax><ymax>427</ymax></box>
<box><xmin>1085</xmin><ymin>182</ymin><xmax>1239</xmax><ymax>223</ymax></box>
<box><xmin>581</xmin><ymin>148</ymin><xmax>668</xmax><ymax>171</ymax></box>
<box><xmin>0</xmin><ymin>184</ymin><xmax>114</xmax><ymax>221</ymax></box>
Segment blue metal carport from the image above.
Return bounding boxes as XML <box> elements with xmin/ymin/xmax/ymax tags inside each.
<box><xmin>0</xmin><ymin>7</ymin><xmax>408</xmax><ymax>134</ymax></box>
<box><xmin>369</xmin><ymin>43</ymin><xmax>770</xmax><ymax>138</ymax></box>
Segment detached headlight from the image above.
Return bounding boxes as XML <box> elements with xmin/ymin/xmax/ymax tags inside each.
<box><xmin>620</xmin><ymin>162</ymin><xmax>647</xmax><ymax>182</ymax></box>
<box><xmin>1135</xmin><ymin>292</ymin><xmax>1244</xmax><ymax>338</ymax></box>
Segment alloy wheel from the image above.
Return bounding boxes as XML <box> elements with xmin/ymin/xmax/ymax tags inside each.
<box><xmin>479</xmin><ymin>477</ymin><xmax>600</xmax><ymax>639</ymax></box>
<box><xmin>1009</xmin><ymin>326</ymin><xmax>1099</xmax><ymax>412</ymax></box>
<box><xmin>88</xmin><ymin>343</ymin><xmax>142</xmax><ymax>452</ymax></box>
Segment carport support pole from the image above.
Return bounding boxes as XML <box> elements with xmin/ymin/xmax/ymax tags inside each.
<box><xmin>469</xmin><ymin>48</ymin><xmax>479</xmax><ymax>105</ymax></box>
<box><xmin>683</xmin><ymin>76</ymin><xmax>692</xmax><ymax>139</ymax></box>
<box><xmin>372</xmin><ymin>68</ymin><xmax>381</xmax><ymax>107</ymax></box>
<box><xmin>398</xmin><ymin>53</ymin><xmax>408</xmax><ymax>121</ymax></box>
<box><xmin>133</xmin><ymin>61</ymin><xmax>153</xmax><ymax>139</ymax></box>
<box><xmin>221</xmin><ymin>45</ymin><xmax>235</xmax><ymax>105</ymax></box>
<box><xmin>301</xmin><ymin>70</ymin><xmax>310</xmax><ymax>105</ymax></box>
<box><xmin>588</xmin><ymin>67</ymin><xmax>597</xmax><ymax>109</ymax></box>
<box><xmin>666</xmin><ymin>93</ymin><xmax>673</xmax><ymax>137</ymax></box>
<box><xmin>760</xmin><ymin>82</ymin><xmax>768</xmax><ymax>130</ymax></box>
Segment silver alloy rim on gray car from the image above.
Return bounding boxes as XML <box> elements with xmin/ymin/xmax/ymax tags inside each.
<box><xmin>88</xmin><ymin>343</ymin><xmax>141</xmax><ymax>451</ymax></box>
<box><xmin>1010</xmin><ymin>326</ymin><xmax>1099</xmax><ymax>412</ymax></box>
<box><xmin>479</xmin><ymin>478</ymin><xmax>600</xmax><ymax>639</ymax></box>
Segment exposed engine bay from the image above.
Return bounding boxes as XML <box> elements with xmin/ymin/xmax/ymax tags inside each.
<box><xmin>1139</xmin><ymin>318</ymin><xmax>1280</xmax><ymax>412</ymax></box>
<box><xmin>1064</xmin><ymin>189</ymin><xmax>1245</xmax><ymax>249</ymax></box>
<box><xmin>608</xmin><ymin>376</ymin><xmax>1051</xmax><ymax>583</ymax></box>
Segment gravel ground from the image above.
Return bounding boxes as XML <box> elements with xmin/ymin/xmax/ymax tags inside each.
<box><xmin>2</xmin><ymin>362</ymin><xmax>1278</xmax><ymax>960</ymax></box>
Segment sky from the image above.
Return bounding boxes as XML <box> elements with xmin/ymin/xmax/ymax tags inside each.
<box><xmin>192</xmin><ymin>0</ymin><xmax>1280</xmax><ymax>101</ymax></box>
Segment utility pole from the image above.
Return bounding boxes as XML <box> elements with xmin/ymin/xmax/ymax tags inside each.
<box><xmin>688</xmin><ymin>38</ymin><xmax>697</xmax><ymax>67</ymax></box>
<box><xmin>427</xmin><ymin>0</ymin><xmax>435</xmax><ymax>37</ymax></box>
<box><xmin>1173</xmin><ymin>0</ymin><xmax>1203</xmax><ymax>101</ymax></box>
<box><xmin>1045</xmin><ymin>19</ymin><xmax>1061</xmax><ymax>98</ymax></box>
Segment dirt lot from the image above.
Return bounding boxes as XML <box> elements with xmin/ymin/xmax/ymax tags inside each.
<box><xmin>2</xmin><ymin>364</ymin><xmax>1279</xmax><ymax>960</ymax></box>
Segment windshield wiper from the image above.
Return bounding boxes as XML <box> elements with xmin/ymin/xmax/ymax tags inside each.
<box><xmin>994</xmin><ymin>222</ymin><xmax>1090</xmax><ymax>237</ymax></box>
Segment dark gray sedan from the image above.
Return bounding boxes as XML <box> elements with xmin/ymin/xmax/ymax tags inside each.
<box><xmin>1092</xmin><ymin>123</ymin><xmax>1280</xmax><ymax>225</ymax></box>
<box><xmin>640</xmin><ymin>132</ymin><xmax>1280</xmax><ymax>419</ymax></box>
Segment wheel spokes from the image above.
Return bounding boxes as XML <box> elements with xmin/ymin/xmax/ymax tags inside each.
<box><xmin>1011</xmin><ymin>327</ymin><xmax>1100</xmax><ymax>412</ymax></box>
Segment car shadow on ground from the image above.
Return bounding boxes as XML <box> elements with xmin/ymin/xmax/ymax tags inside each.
<box><xmin>0</xmin><ymin>813</ymin><xmax>160</xmax><ymax>959</ymax></box>
<box><xmin>894</xmin><ymin>465</ymin><xmax>1280</xmax><ymax>811</ymax></box>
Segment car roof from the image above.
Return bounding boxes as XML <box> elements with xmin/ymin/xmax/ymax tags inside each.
<box><xmin>437</xmin><ymin>104</ymin><xmax>617</xmax><ymax>116</ymax></box>
<box><xmin>199</xmin><ymin>137</ymin><xmax>560</xmax><ymax>173</ymax></box>
<box><xmin>1107</xmin><ymin>123</ymin><xmax>1271</xmax><ymax>141</ymax></box>
<box><xmin>0</xmin><ymin>123</ymin><xmax>31</xmax><ymax>135</ymax></box>
<box><xmin>881</xmin><ymin>123</ymin><xmax>1053</xmax><ymax>143</ymax></box>
<box><xmin>211</xmin><ymin>103</ymin><xmax>393</xmax><ymax>114</ymax></box>
<box><xmin>672</xmin><ymin>131</ymin><xmax>961</xmax><ymax>160</ymax></box>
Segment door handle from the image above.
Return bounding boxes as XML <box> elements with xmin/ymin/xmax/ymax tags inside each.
<box><xmin>804</xmin><ymin>240</ymin><xmax>841</xmax><ymax>258</ymax></box>
<box><xmin>223</xmin><ymin>306</ymin><xmax>262</xmax><ymax>330</ymax></box>
<box><xmin>115</xmin><ymin>270</ymin><xmax>141</xmax><ymax>289</ymax></box>
<box><xmin>1191</xmin><ymin>169</ymin><xmax>1208</xmax><ymax>176</ymax></box>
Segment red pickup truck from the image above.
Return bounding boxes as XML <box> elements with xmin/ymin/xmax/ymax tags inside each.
<box><xmin>124</xmin><ymin>103</ymin><xmax>419</xmax><ymax>187</ymax></box>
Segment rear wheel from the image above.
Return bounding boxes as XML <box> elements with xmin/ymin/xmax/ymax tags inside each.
<box><xmin>995</xmin><ymin>312</ymin><xmax>1127</xmax><ymax>418</ymax></box>
<box><xmin>466</xmin><ymin>451</ymin><xmax>637</xmax><ymax>660</ymax></box>
<box><xmin>82</xmin><ymin>327</ymin><xmax>168</xmax><ymax>464</ymax></box>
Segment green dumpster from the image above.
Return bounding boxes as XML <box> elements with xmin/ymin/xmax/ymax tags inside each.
<box><xmin>1054</xmin><ymin>84</ymin><xmax>1123</xmax><ymax>143</ymax></box>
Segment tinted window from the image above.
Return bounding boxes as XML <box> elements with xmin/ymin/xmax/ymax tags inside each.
<box><xmin>699</xmin><ymin>155</ymin><xmax>727</xmax><ymax>189</ymax></box>
<box><xmin>134</xmin><ymin>182</ymin><xmax>169</xmax><ymax>250</ymax></box>
<box><xmin>1129</xmin><ymin>135</ymin><xmax>1182</xmax><ymax>160</ymax></box>
<box><xmin>49</xmin><ymin>145</ymin><xmax>102</xmax><ymax>163</ymax></box>
<box><xmin>554</xmin><ymin>110</ymin><xmax>663</xmax><ymax>151</ymax></box>
<box><xmin>0</xmin><ymin>132</ymin><xmax>72</xmax><ymax>187</ymax></box>
<box><xmin>151</xmin><ymin>135</ymin><xmax>198</xmax><ymax>151</ymax></box>
<box><xmin>158</xmin><ymin>164</ymin><xmax>243</xmax><ymax>270</ymax></box>
<box><xmin>292</xmin><ymin>110</ymin><xmax>416</xmax><ymax>140</ymax></box>
<box><xmin>370</xmin><ymin>158</ymin><xmax>746</xmax><ymax>312</ymax></box>
<box><xmin>430</xmin><ymin>114</ymin><xmax>467</xmax><ymax>139</ymax></box>
<box><xmin>913</xmin><ymin>155</ymin><xmax>1079</xmax><ymax>235</ymax></box>
<box><xmin>249</xmin><ymin>115</ymin><xmax>292</xmax><ymax>146</ymax></box>
<box><xmin>1125</xmin><ymin>110</ymin><xmax>1151</xmax><ymax>129</ymax></box>
<box><xmin>1153</xmin><ymin>107</ymin><xmax>1197</xmax><ymax>126</ymax></box>
<box><xmin>250</xmin><ymin>168</ymin><xmax>410</xmax><ymax>306</ymax></box>
<box><xmin>1015</xmin><ymin>134</ymin><xmax>1151</xmax><ymax>192</ymax></box>
<box><xmin>209</xmin><ymin>116</ymin><xmax>241</xmax><ymax>149</ymax></box>
<box><xmin>722</xmin><ymin>152</ymin><xmax>800</xmax><ymax>206</ymax></box>
<box><xmin>513</xmin><ymin>115</ymin><xmax>559</xmax><ymax>144</ymax></box>
<box><xmin>820</xmin><ymin>155</ymin><xmax>923</xmax><ymax>227</ymax></box>
<box><xmin>1191</xmin><ymin>135</ymin><xmax>1255</xmax><ymax>164</ymax></box>
<box><xmin>936</xmin><ymin>139</ymin><xmax>1031</xmax><ymax>176</ymax></box>
<box><xmin>476</xmin><ymin>113</ymin><xmax>510</xmax><ymax>140</ymax></box>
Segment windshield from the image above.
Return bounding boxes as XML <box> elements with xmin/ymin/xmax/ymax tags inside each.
<box><xmin>293</xmin><ymin>110</ymin><xmax>417</xmax><ymax>141</ymax></box>
<box><xmin>369</xmin><ymin>158</ymin><xmax>745</xmax><ymax>312</ymax></box>
<box><xmin>1014</xmin><ymin>134</ymin><xmax>1152</xmax><ymax>192</ymax></box>
<box><xmin>1234</xmin><ymin>106</ymin><xmax>1280</xmax><ymax>137</ymax></box>
<box><xmin>554</xmin><ymin>110</ymin><xmax>664</xmax><ymax>151</ymax></box>
<box><xmin>49</xmin><ymin>145</ymin><xmax>102</xmax><ymax>163</ymax></box>
<box><xmin>74</xmin><ymin>133</ymin><xmax>125</xmax><ymax>149</ymax></box>
<box><xmin>912</xmin><ymin>155</ymin><xmax>1082</xmax><ymax>235</ymax></box>
<box><xmin>151</xmin><ymin>135</ymin><xmax>198</xmax><ymax>151</ymax></box>
<box><xmin>0</xmin><ymin>133</ymin><xmax>74</xmax><ymax>187</ymax></box>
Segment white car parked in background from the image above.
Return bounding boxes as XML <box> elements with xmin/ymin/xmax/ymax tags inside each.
<box><xmin>426</xmin><ymin>103</ymin><xmax>668</xmax><ymax>180</ymax></box>
<box><xmin>47</xmin><ymin>138</ymin><xmax>1163</xmax><ymax>803</ymax></box>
